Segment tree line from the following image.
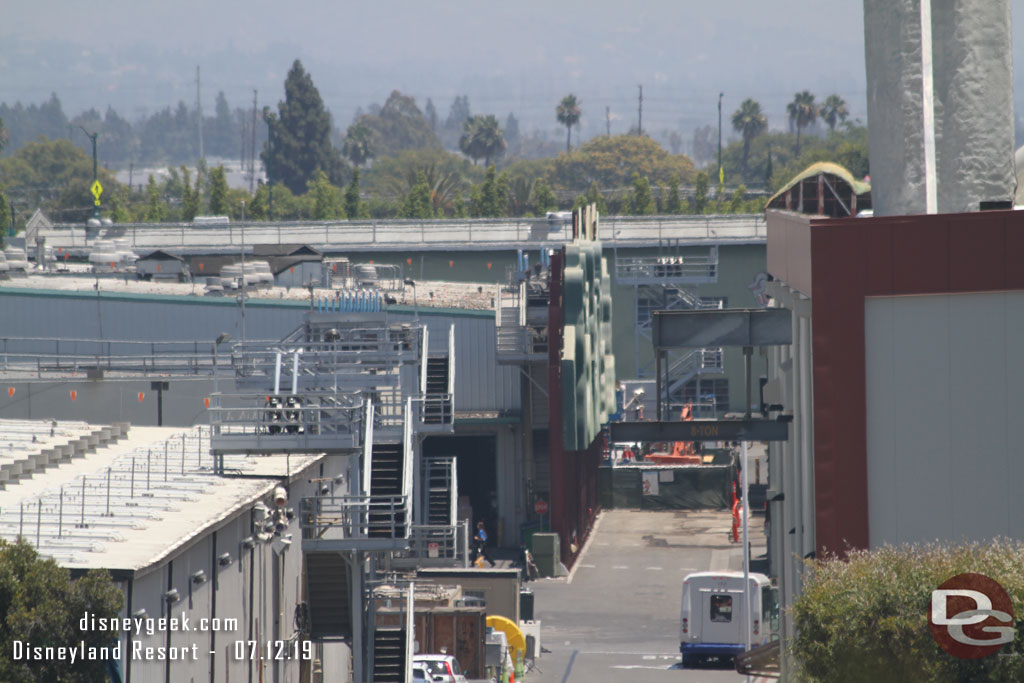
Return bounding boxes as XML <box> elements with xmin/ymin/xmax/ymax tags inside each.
<box><xmin>0</xmin><ymin>59</ymin><xmax>867</xmax><ymax>228</ymax></box>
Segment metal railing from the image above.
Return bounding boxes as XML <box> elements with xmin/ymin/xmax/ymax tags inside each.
<box><xmin>301</xmin><ymin>494</ymin><xmax>410</xmax><ymax>542</ymax></box>
<box><xmin>615</xmin><ymin>251</ymin><xmax>719</xmax><ymax>284</ymax></box>
<box><xmin>209</xmin><ymin>395</ymin><xmax>364</xmax><ymax>445</ymax></box>
<box><xmin>41</xmin><ymin>214</ymin><xmax>766</xmax><ymax>251</ymax></box>
<box><xmin>391</xmin><ymin>521</ymin><xmax>469</xmax><ymax>568</ymax></box>
<box><xmin>0</xmin><ymin>336</ymin><xmax>253</xmax><ymax>378</ymax></box>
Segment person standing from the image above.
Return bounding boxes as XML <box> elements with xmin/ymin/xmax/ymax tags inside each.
<box><xmin>474</xmin><ymin>520</ymin><xmax>496</xmax><ymax>567</ymax></box>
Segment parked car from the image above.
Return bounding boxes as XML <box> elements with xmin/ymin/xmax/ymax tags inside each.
<box><xmin>412</xmin><ymin>663</ymin><xmax>432</xmax><ymax>681</ymax></box>
<box><xmin>413</xmin><ymin>653</ymin><xmax>468</xmax><ymax>683</ymax></box>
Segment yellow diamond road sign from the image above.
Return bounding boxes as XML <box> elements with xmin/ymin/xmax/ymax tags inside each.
<box><xmin>90</xmin><ymin>180</ymin><xmax>103</xmax><ymax>200</ymax></box>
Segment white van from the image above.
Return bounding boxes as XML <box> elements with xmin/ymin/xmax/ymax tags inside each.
<box><xmin>679</xmin><ymin>571</ymin><xmax>778</xmax><ymax>666</ymax></box>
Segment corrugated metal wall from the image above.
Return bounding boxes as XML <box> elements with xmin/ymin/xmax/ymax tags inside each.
<box><xmin>0</xmin><ymin>290</ymin><xmax>519</xmax><ymax>413</ymax></box>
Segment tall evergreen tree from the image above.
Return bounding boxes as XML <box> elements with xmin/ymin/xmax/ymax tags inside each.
<box><xmin>693</xmin><ymin>171</ymin><xmax>709</xmax><ymax>214</ymax></box>
<box><xmin>344</xmin><ymin>168</ymin><xmax>361</xmax><ymax>219</ymax></box>
<box><xmin>665</xmin><ymin>174</ymin><xmax>683</xmax><ymax>214</ymax></box>
<box><xmin>181</xmin><ymin>165</ymin><xmax>200</xmax><ymax>222</ymax></box>
<box><xmin>144</xmin><ymin>175</ymin><xmax>166</xmax><ymax>222</ymax></box>
<box><xmin>262</xmin><ymin>60</ymin><xmax>346</xmax><ymax>194</ymax></box>
<box><xmin>401</xmin><ymin>171</ymin><xmax>433</xmax><ymax>219</ymax></box>
<box><xmin>207</xmin><ymin>165</ymin><xmax>229</xmax><ymax>215</ymax></box>
<box><xmin>531</xmin><ymin>178</ymin><xmax>557</xmax><ymax>215</ymax></box>
<box><xmin>626</xmin><ymin>174</ymin><xmax>655</xmax><ymax>215</ymax></box>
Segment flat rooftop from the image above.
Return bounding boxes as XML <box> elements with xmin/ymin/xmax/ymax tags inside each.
<box><xmin>0</xmin><ymin>273</ymin><xmax>495</xmax><ymax>310</ymax></box>
<box><xmin>0</xmin><ymin>418</ymin><xmax>322</xmax><ymax>574</ymax></box>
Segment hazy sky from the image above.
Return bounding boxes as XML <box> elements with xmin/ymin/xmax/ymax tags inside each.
<box><xmin>3</xmin><ymin>1</ymin><xmax>1023</xmax><ymax>141</ymax></box>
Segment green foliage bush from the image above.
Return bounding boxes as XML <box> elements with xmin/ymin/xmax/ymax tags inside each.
<box><xmin>793</xmin><ymin>540</ymin><xmax>1024</xmax><ymax>683</ymax></box>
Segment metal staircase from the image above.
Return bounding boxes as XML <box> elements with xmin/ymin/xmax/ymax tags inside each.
<box><xmin>306</xmin><ymin>552</ymin><xmax>352</xmax><ymax>639</ymax></box>
<box><xmin>424</xmin><ymin>357</ymin><xmax>451</xmax><ymax>424</ymax></box>
<box><xmin>425</xmin><ymin>456</ymin><xmax>457</xmax><ymax>526</ymax></box>
<box><xmin>368</xmin><ymin>443</ymin><xmax>405</xmax><ymax>539</ymax></box>
<box><xmin>371</xmin><ymin>627</ymin><xmax>406</xmax><ymax>682</ymax></box>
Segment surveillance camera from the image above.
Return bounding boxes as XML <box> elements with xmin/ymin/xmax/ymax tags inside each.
<box><xmin>164</xmin><ymin>588</ymin><xmax>180</xmax><ymax>604</ymax></box>
<box><xmin>273</xmin><ymin>486</ymin><xmax>288</xmax><ymax>508</ymax></box>
<box><xmin>218</xmin><ymin>552</ymin><xmax>233</xmax><ymax>568</ymax></box>
<box><xmin>242</xmin><ymin>536</ymin><xmax>256</xmax><ymax>550</ymax></box>
<box><xmin>191</xmin><ymin>570</ymin><xmax>207</xmax><ymax>585</ymax></box>
<box><xmin>320</xmin><ymin>484</ymin><xmax>330</xmax><ymax>496</ymax></box>
<box><xmin>133</xmin><ymin>608</ymin><xmax>147</xmax><ymax>619</ymax></box>
<box><xmin>634</xmin><ymin>388</ymin><xmax>645</xmax><ymax>397</ymax></box>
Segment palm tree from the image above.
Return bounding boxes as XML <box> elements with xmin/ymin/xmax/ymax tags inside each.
<box><xmin>731</xmin><ymin>98</ymin><xmax>767</xmax><ymax>179</ymax></box>
<box><xmin>556</xmin><ymin>94</ymin><xmax>582</xmax><ymax>153</ymax></box>
<box><xmin>820</xmin><ymin>94</ymin><xmax>849</xmax><ymax>133</ymax></box>
<box><xmin>459</xmin><ymin>115</ymin><xmax>506</xmax><ymax>167</ymax></box>
<box><xmin>786</xmin><ymin>91</ymin><xmax>818</xmax><ymax>156</ymax></box>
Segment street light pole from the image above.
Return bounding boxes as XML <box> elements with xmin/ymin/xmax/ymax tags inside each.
<box><xmin>717</xmin><ymin>93</ymin><xmax>724</xmax><ymax>190</ymax></box>
<box><xmin>77</xmin><ymin>125</ymin><xmax>100</xmax><ymax>221</ymax></box>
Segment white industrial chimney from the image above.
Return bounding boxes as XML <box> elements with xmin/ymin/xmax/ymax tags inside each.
<box><xmin>864</xmin><ymin>0</ymin><xmax>1014</xmax><ymax>215</ymax></box>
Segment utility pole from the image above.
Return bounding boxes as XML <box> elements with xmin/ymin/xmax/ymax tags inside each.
<box><xmin>717</xmin><ymin>92</ymin><xmax>724</xmax><ymax>187</ymax></box>
<box><xmin>266</xmin><ymin>116</ymin><xmax>273</xmax><ymax>220</ymax></box>
<box><xmin>77</xmin><ymin>126</ymin><xmax>100</xmax><ymax>221</ymax></box>
<box><xmin>606</xmin><ymin>106</ymin><xmax>611</xmax><ymax>136</ymax></box>
<box><xmin>250</xmin><ymin>90</ymin><xmax>258</xmax><ymax>194</ymax></box>
<box><xmin>637</xmin><ymin>85</ymin><xmax>643</xmax><ymax>136</ymax></box>
<box><xmin>196</xmin><ymin>66</ymin><xmax>204</xmax><ymax>163</ymax></box>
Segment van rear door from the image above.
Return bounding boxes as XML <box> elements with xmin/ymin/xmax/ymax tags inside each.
<box><xmin>700</xmin><ymin>588</ymin><xmax>742</xmax><ymax>644</ymax></box>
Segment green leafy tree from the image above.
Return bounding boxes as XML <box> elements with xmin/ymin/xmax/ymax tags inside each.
<box><xmin>0</xmin><ymin>187</ymin><xmax>9</xmax><ymax>234</ymax></box>
<box><xmin>551</xmin><ymin>134</ymin><xmax>695</xmax><ymax>196</ymax></box>
<box><xmin>787</xmin><ymin>90</ymin><xmax>818</xmax><ymax>157</ymax></box>
<box><xmin>144</xmin><ymin>174</ymin><xmax>166</xmax><ymax>222</ymax></box>
<box><xmin>506</xmin><ymin>175</ymin><xmax>534</xmax><ymax>216</ymax></box>
<box><xmin>345</xmin><ymin>168</ymin><xmax>361</xmax><ymax>219</ymax></box>
<box><xmin>207</xmin><ymin>164</ymin><xmax>229</xmax><ymax>215</ymax></box>
<box><xmin>531</xmin><ymin>177</ymin><xmax>557</xmax><ymax>214</ymax></box>
<box><xmin>693</xmin><ymin>171</ymin><xmax>709</xmax><ymax>214</ymax></box>
<box><xmin>0</xmin><ymin>539</ymin><xmax>123</xmax><ymax>683</ymax></box>
<box><xmin>731</xmin><ymin>98</ymin><xmax>767</xmax><ymax>179</ymax></box>
<box><xmin>181</xmin><ymin>165</ymin><xmax>200</xmax><ymax>222</ymax></box>
<box><xmin>626</xmin><ymin>174</ymin><xmax>655</xmax><ymax>215</ymax></box>
<box><xmin>342</xmin><ymin>122</ymin><xmax>374</xmax><ymax>167</ymax></box>
<box><xmin>249</xmin><ymin>183</ymin><xmax>270</xmax><ymax>220</ymax></box>
<box><xmin>471</xmin><ymin>165</ymin><xmax>508</xmax><ymax>218</ymax></box>
<box><xmin>820</xmin><ymin>94</ymin><xmax>849</xmax><ymax>133</ymax></box>
<box><xmin>354</xmin><ymin>90</ymin><xmax>440</xmax><ymax>158</ymax></box>
<box><xmin>452</xmin><ymin>189</ymin><xmax>467</xmax><ymax>218</ymax></box>
<box><xmin>309</xmin><ymin>169</ymin><xmax>344</xmax><ymax>219</ymax></box>
<box><xmin>262</xmin><ymin>60</ymin><xmax>347</xmax><ymax>194</ymax></box>
<box><xmin>556</xmin><ymin>94</ymin><xmax>582</xmax><ymax>153</ymax></box>
<box><xmin>729</xmin><ymin>184</ymin><xmax>747</xmax><ymax>213</ymax></box>
<box><xmin>664</xmin><ymin>174</ymin><xmax>682</xmax><ymax>214</ymax></box>
<box><xmin>365</xmin><ymin>149</ymin><xmax>476</xmax><ymax>216</ymax></box>
<box><xmin>401</xmin><ymin>171</ymin><xmax>434</xmax><ymax>218</ymax></box>
<box><xmin>794</xmin><ymin>540</ymin><xmax>1024</xmax><ymax>683</ymax></box>
<box><xmin>459</xmin><ymin>115</ymin><xmax>506</xmax><ymax>167</ymax></box>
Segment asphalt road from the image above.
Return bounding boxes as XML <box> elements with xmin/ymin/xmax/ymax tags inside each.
<box><xmin>523</xmin><ymin>508</ymin><xmax>766</xmax><ymax>683</ymax></box>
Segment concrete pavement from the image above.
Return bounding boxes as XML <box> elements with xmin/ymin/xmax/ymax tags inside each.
<box><xmin>521</xmin><ymin>508</ymin><xmax>768</xmax><ymax>683</ymax></box>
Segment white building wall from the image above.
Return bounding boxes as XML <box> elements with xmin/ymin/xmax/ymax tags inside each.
<box><xmin>118</xmin><ymin>455</ymin><xmax>354</xmax><ymax>682</ymax></box>
<box><xmin>865</xmin><ymin>292</ymin><xmax>1024</xmax><ymax>546</ymax></box>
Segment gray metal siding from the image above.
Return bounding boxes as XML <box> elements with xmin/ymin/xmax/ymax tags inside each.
<box><xmin>866</xmin><ymin>292</ymin><xmax>1024</xmax><ymax>547</ymax></box>
<box><xmin>0</xmin><ymin>291</ymin><xmax>518</xmax><ymax>413</ymax></box>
